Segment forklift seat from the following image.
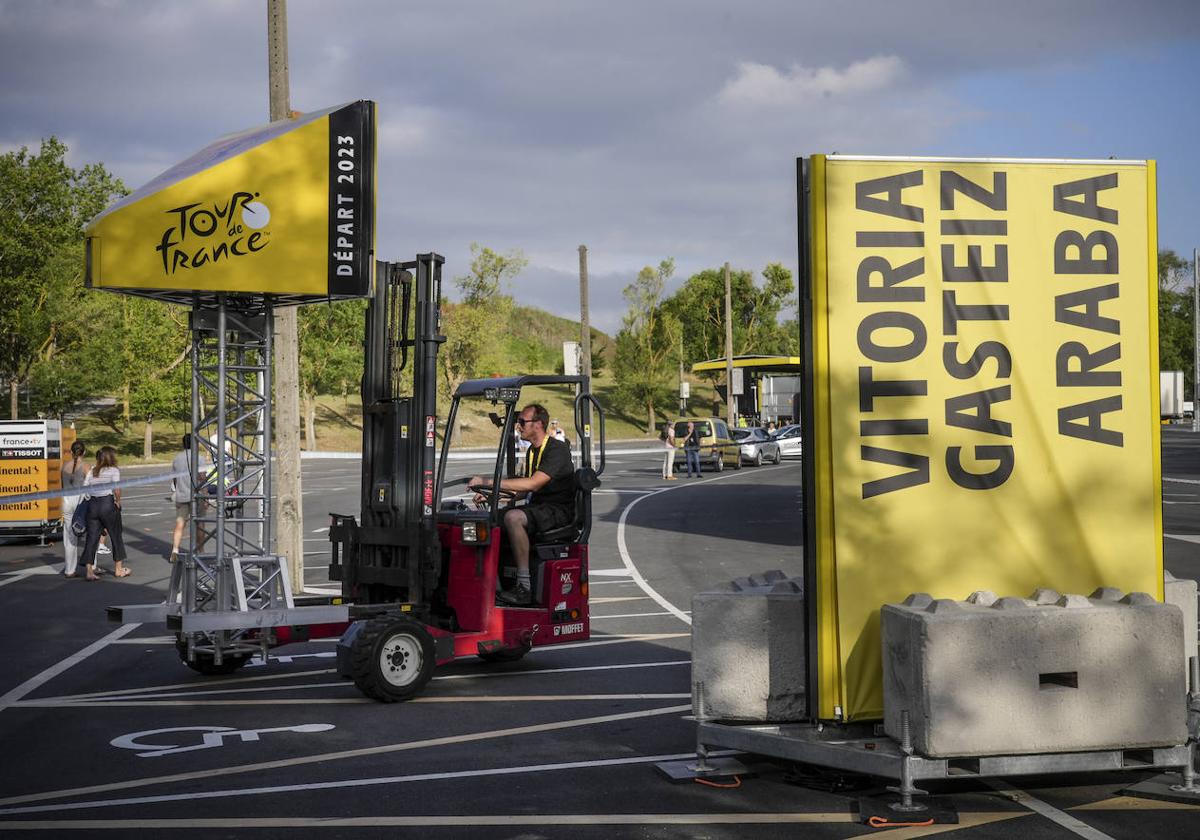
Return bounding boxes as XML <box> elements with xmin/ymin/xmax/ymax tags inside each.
<box><xmin>533</xmin><ymin>467</ymin><xmax>599</xmax><ymax>545</ymax></box>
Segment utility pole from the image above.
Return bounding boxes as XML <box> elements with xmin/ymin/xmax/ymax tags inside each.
<box><xmin>724</xmin><ymin>261</ymin><xmax>735</xmax><ymax>427</ymax></box>
<box><xmin>1194</xmin><ymin>248</ymin><xmax>1199</xmax><ymax>433</ymax></box>
<box><xmin>268</xmin><ymin>0</ymin><xmax>304</xmax><ymax>592</ymax></box>
<box><xmin>578</xmin><ymin>245</ymin><xmax>592</xmax><ymax>383</ymax></box>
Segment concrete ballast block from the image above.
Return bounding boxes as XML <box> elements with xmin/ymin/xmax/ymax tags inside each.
<box><xmin>1164</xmin><ymin>571</ymin><xmax>1198</xmax><ymax>686</ymax></box>
<box><xmin>882</xmin><ymin>590</ymin><xmax>1187</xmax><ymax>757</ymax></box>
<box><xmin>691</xmin><ymin>570</ymin><xmax>805</xmax><ymax>722</ymax></box>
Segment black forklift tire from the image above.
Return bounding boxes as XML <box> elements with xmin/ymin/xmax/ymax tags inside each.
<box><xmin>478</xmin><ymin>644</ymin><xmax>531</xmax><ymax>663</ymax></box>
<box><xmin>175</xmin><ymin>637</ymin><xmax>252</xmax><ymax>676</ymax></box>
<box><xmin>350</xmin><ymin>615</ymin><xmax>436</xmax><ymax>702</ymax></box>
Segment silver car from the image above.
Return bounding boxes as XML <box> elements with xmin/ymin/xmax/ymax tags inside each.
<box><xmin>772</xmin><ymin>424</ymin><xmax>803</xmax><ymax>458</ymax></box>
<box><xmin>731</xmin><ymin>427</ymin><xmax>781</xmax><ymax>466</ymax></box>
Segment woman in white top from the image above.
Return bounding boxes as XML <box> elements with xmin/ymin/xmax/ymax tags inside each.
<box><xmin>60</xmin><ymin>440</ymin><xmax>88</xmax><ymax>577</ymax></box>
<box><xmin>82</xmin><ymin>446</ymin><xmax>129</xmax><ymax>580</ymax></box>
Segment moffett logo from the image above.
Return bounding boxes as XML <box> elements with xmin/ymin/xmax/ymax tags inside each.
<box><xmin>155</xmin><ymin>191</ymin><xmax>271</xmax><ymax>275</ymax></box>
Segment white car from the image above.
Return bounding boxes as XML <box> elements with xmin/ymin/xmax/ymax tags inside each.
<box><xmin>772</xmin><ymin>424</ymin><xmax>803</xmax><ymax>458</ymax></box>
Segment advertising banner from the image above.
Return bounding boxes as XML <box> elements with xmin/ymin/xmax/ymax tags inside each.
<box><xmin>802</xmin><ymin>155</ymin><xmax>1160</xmax><ymax>721</ymax></box>
<box><xmin>85</xmin><ymin>100</ymin><xmax>376</xmax><ymax>300</ymax></box>
<box><xmin>0</xmin><ymin>421</ymin><xmax>62</xmax><ymax>526</ymax></box>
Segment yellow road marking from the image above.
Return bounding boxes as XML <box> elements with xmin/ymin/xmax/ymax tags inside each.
<box><xmin>1071</xmin><ymin>795</ymin><xmax>1200</xmax><ymax>811</ymax></box>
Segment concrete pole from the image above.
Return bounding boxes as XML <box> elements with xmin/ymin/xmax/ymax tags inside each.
<box><xmin>1194</xmin><ymin>248</ymin><xmax>1199</xmax><ymax>433</ymax></box>
<box><xmin>268</xmin><ymin>0</ymin><xmax>304</xmax><ymax>592</ymax></box>
<box><xmin>578</xmin><ymin>245</ymin><xmax>592</xmax><ymax>383</ymax></box>
<box><xmin>724</xmin><ymin>261</ymin><xmax>735</xmax><ymax>427</ymax></box>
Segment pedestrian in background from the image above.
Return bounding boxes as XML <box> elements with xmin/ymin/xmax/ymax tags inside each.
<box><xmin>82</xmin><ymin>446</ymin><xmax>129</xmax><ymax>580</ymax></box>
<box><xmin>683</xmin><ymin>420</ymin><xmax>702</xmax><ymax>478</ymax></box>
<box><xmin>169</xmin><ymin>433</ymin><xmax>208</xmax><ymax>563</ymax></box>
<box><xmin>661</xmin><ymin>421</ymin><xmax>676</xmax><ymax>480</ymax></box>
<box><xmin>60</xmin><ymin>440</ymin><xmax>87</xmax><ymax>578</ymax></box>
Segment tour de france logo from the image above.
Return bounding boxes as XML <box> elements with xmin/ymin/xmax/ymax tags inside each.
<box><xmin>155</xmin><ymin>191</ymin><xmax>272</xmax><ymax>275</ymax></box>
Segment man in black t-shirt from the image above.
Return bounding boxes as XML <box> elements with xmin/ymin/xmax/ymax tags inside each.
<box><xmin>469</xmin><ymin>403</ymin><xmax>575</xmax><ymax>605</ymax></box>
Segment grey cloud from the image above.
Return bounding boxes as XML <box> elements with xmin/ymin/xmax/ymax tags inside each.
<box><xmin>2</xmin><ymin>0</ymin><xmax>1196</xmax><ymax>329</ymax></box>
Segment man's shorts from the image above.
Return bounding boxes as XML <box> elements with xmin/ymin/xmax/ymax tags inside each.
<box><xmin>175</xmin><ymin>502</ymin><xmax>191</xmax><ymax>522</ymax></box>
<box><xmin>520</xmin><ymin>503</ymin><xmax>574</xmax><ymax>539</ymax></box>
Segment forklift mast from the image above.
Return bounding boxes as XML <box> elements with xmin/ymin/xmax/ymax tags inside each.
<box><xmin>330</xmin><ymin>254</ymin><xmax>445</xmax><ymax>607</ymax></box>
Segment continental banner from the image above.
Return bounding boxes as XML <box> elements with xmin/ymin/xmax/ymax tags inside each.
<box><xmin>803</xmin><ymin>155</ymin><xmax>1160</xmax><ymax>721</ymax></box>
<box><xmin>85</xmin><ymin>100</ymin><xmax>376</xmax><ymax>300</ymax></box>
<box><xmin>0</xmin><ymin>421</ymin><xmax>62</xmax><ymax>526</ymax></box>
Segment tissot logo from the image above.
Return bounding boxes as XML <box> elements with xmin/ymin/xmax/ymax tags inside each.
<box><xmin>155</xmin><ymin>191</ymin><xmax>271</xmax><ymax>275</ymax></box>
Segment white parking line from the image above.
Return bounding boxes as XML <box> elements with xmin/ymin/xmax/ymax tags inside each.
<box><xmin>0</xmin><ymin>623</ymin><xmax>141</xmax><ymax>712</ymax></box>
<box><xmin>0</xmin><ymin>750</ymin><xmax>742</xmax><ymax>818</ymax></box>
<box><xmin>0</xmin><ymin>703</ymin><xmax>692</xmax><ymax>807</ymax></box>
<box><xmin>986</xmin><ymin>780</ymin><xmax>1115</xmax><ymax>840</ymax></box>
<box><xmin>0</xmin><ymin>565</ymin><xmax>60</xmax><ymax>588</ymax></box>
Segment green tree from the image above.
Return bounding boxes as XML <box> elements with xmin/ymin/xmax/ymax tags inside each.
<box><xmin>439</xmin><ymin>244</ymin><xmax>524</xmax><ymax>405</ymax></box>
<box><xmin>299</xmin><ymin>300</ymin><xmax>367</xmax><ymax>449</ymax></box>
<box><xmin>612</xmin><ymin>259</ymin><xmax>680</xmax><ymax>431</ymax></box>
<box><xmin>0</xmin><ymin>138</ymin><xmax>125</xmax><ymax>417</ymax></box>
<box><xmin>662</xmin><ymin>262</ymin><xmax>795</xmax><ymax>376</ymax></box>
<box><xmin>1159</xmin><ymin>249</ymin><xmax>1196</xmax><ymax>398</ymax></box>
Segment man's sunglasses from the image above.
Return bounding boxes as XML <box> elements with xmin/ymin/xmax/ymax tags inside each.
<box><xmin>516</xmin><ymin>418</ymin><xmax>533</xmax><ymax>426</ymax></box>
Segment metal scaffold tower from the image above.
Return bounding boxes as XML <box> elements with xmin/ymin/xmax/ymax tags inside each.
<box><xmin>173</xmin><ymin>298</ymin><xmax>276</xmax><ymax>668</ymax></box>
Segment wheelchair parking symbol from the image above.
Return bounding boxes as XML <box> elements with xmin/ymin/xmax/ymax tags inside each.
<box><xmin>110</xmin><ymin>723</ymin><xmax>335</xmax><ymax>757</ymax></box>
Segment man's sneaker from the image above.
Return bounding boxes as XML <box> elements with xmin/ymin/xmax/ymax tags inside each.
<box><xmin>497</xmin><ymin>584</ymin><xmax>532</xmax><ymax>606</ymax></box>
<box><xmin>97</xmin><ymin>543</ymin><xmax>113</xmax><ymax>554</ymax></box>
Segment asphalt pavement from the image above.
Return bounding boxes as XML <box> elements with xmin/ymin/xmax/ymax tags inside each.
<box><xmin>0</xmin><ymin>438</ymin><xmax>1196</xmax><ymax>838</ymax></box>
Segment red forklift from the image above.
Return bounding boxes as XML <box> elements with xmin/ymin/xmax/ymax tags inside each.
<box><xmin>315</xmin><ymin>255</ymin><xmax>605</xmax><ymax>701</ymax></box>
<box><xmin>110</xmin><ymin>254</ymin><xmax>604</xmax><ymax>703</ymax></box>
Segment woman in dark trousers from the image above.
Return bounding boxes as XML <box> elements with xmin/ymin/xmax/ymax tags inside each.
<box><xmin>683</xmin><ymin>421</ymin><xmax>703</xmax><ymax>478</ymax></box>
<box><xmin>82</xmin><ymin>446</ymin><xmax>129</xmax><ymax>580</ymax></box>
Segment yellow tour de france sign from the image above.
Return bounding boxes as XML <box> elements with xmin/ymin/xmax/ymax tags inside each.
<box><xmin>805</xmin><ymin>155</ymin><xmax>1160</xmax><ymax>721</ymax></box>
<box><xmin>85</xmin><ymin>100</ymin><xmax>376</xmax><ymax>300</ymax></box>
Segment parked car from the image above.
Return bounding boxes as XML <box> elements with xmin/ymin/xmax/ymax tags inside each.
<box><xmin>672</xmin><ymin>417</ymin><xmax>740</xmax><ymax>472</ymax></box>
<box><xmin>731</xmin><ymin>427</ymin><xmax>781</xmax><ymax>466</ymax></box>
<box><xmin>773</xmin><ymin>424</ymin><xmax>803</xmax><ymax>458</ymax></box>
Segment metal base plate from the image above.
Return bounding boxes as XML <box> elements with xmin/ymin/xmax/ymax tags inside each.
<box><xmin>655</xmin><ymin>756</ymin><xmax>752</xmax><ymax>783</ymax></box>
<box><xmin>858</xmin><ymin>794</ymin><xmax>959</xmax><ymax>826</ymax></box>
<box><xmin>1122</xmin><ymin>773</ymin><xmax>1200</xmax><ymax>804</ymax></box>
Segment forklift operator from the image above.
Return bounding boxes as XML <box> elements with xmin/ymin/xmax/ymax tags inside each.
<box><xmin>468</xmin><ymin>403</ymin><xmax>575</xmax><ymax>606</ymax></box>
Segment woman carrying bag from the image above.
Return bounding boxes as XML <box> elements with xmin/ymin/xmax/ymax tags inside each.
<box><xmin>60</xmin><ymin>440</ymin><xmax>87</xmax><ymax>577</ymax></box>
<box><xmin>82</xmin><ymin>446</ymin><xmax>130</xmax><ymax>580</ymax></box>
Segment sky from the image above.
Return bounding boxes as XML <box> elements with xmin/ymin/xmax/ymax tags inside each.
<box><xmin>2</xmin><ymin>0</ymin><xmax>1198</xmax><ymax>334</ymax></box>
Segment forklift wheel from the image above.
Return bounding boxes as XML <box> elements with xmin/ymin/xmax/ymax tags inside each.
<box><xmin>478</xmin><ymin>644</ymin><xmax>530</xmax><ymax>663</ymax></box>
<box><xmin>350</xmin><ymin>615</ymin><xmax>436</xmax><ymax>702</ymax></box>
<box><xmin>175</xmin><ymin>637</ymin><xmax>252</xmax><ymax>676</ymax></box>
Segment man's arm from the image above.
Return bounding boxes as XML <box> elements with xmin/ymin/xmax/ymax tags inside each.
<box><xmin>468</xmin><ymin>472</ymin><xmax>551</xmax><ymax>494</ymax></box>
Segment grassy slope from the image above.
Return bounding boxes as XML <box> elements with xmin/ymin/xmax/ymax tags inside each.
<box><xmin>65</xmin><ymin>304</ymin><xmax>722</xmax><ymax>460</ymax></box>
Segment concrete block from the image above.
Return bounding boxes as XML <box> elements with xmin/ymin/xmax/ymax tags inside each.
<box><xmin>882</xmin><ymin>590</ymin><xmax>1187</xmax><ymax>758</ymax></box>
<box><xmin>691</xmin><ymin>570</ymin><xmax>805</xmax><ymax>722</ymax></box>
<box><xmin>1164</xmin><ymin>571</ymin><xmax>1198</xmax><ymax>688</ymax></box>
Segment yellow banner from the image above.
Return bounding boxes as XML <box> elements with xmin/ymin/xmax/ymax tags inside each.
<box><xmin>0</xmin><ymin>421</ymin><xmax>62</xmax><ymax>524</ymax></box>
<box><xmin>86</xmin><ymin>101</ymin><xmax>376</xmax><ymax>299</ymax></box>
<box><xmin>808</xmin><ymin>156</ymin><xmax>1160</xmax><ymax>720</ymax></box>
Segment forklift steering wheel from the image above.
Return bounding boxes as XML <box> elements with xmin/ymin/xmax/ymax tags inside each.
<box><xmin>470</xmin><ymin>484</ymin><xmax>517</xmax><ymax>508</ymax></box>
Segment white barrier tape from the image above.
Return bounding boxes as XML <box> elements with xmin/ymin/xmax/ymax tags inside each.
<box><xmin>0</xmin><ymin>470</ymin><xmax>186</xmax><ymax>507</ymax></box>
